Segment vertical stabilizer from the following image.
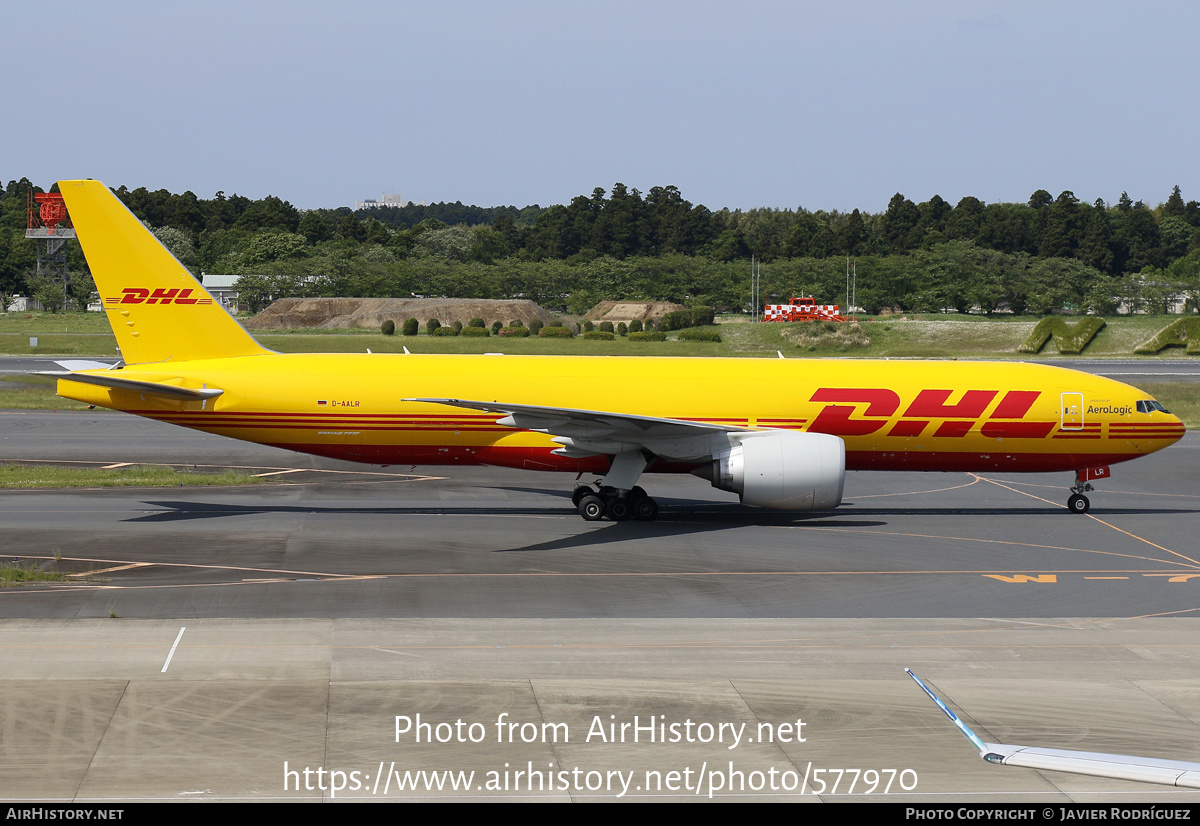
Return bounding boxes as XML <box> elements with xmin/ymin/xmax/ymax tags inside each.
<box><xmin>57</xmin><ymin>179</ymin><xmax>269</xmax><ymax>364</ymax></box>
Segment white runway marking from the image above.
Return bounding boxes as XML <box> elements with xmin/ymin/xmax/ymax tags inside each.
<box><xmin>161</xmin><ymin>626</ymin><xmax>186</xmax><ymax>672</ymax></box>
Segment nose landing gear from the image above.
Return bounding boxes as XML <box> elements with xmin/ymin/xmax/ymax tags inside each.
<box><xmin>1067</xmin><ymin>468</ymin><xmax>1100</xmax><ymax>514</ymax></box>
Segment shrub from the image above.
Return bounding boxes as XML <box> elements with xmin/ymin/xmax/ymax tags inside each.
<box><xmin>599</xmin><ymin>321</ymin><xmax>614</xmax><ymax>333</ymax></box>
<box><xmin>582</xmin><ymin>330</ymin><xmax>614</xmax><ymax>340</ymax></box>
<box><xmin>690</xmin><ymin>306</ymin><xmax>715</xmax><ymax>326</ymax></box>
<box><xmin>381</xmin><ymin>319</ymin><xmax>395</xmax><ymax>336</ymax></box>
<box><xmin>617</xmin><ymin>322</ymin><xmax>628</xmax><ymax>336</ymax></box>
<box><xmin>468</xmin><ymin>317</ymin><xmax>485</xmax><ymax>328</ymax></box>
<box><xmin>581</xmin><ymin>320</ymin><xmax>594</xmax><ymax>332</ymax></box>
<box><xmin>658</xmin><ymin>310</ymin><xmax>685</xmax><ymax>332</ymax></box>
<box><xmin>678</xmin><ymin>327</ymin><xmax>722</xmax><ymax>342</ymax></box>
<box><xmin>539</xmin><ymin>326</ymin><xmax>574</xmax><ymax>338</ymax></box>
<box><xmin>528</xmin><ymin>319</ymin><xmax>543</xmax><ymax>336</ymax></box>
<box><xmin>432</xmin><ymin>325</ymin><xmax>459</xmax><ymax>336</ymax></box>
<box><xmin>629</xmin><ymin>319</ymin><xmax>643</xmax><ymax>333</ymax></box>
<box><xmin>782</xmin><ymin>321</ymin><xmax>870</xmax><ymax>351</ymax></box>
<box><xmin>509</xmin><ymin>319</ymin><xmax>525</xmax><ymax>328</ymax></box>
<box><xmin>452</xmin><ymin>320</ymin><xmax>463</xmax><ymax>333</ymax></box>
<box><xmin>628</xmin><ymin>331</ymin><xmax>666</xmax><ymax>342</ymax></box>
<box><xmin>500</xmin><ymin>327</ymin><xmax>530</xmax><ymax>337</ymax></box>
<box><xmin>402</xmin><ymin>318</ymin><xmax>419</xmax><ymax>336</ymax></box>
<box><xmin>426</xmin><ymin>318</ymin><xmax>441</xmax><ymax>335</ymax></box>
<box><xmin>491</xmin><ymin>321</ymin><xmax>503</xmax><ymax>335</ymax></box>
<box><xmin>460</xmin><ymin>325</ymin><xmax>490</xmax><ymax>337</ymax></box>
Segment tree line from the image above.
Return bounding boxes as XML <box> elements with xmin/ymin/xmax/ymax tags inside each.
<box><xmin>1</xmin><ymin>176</ymin><xmax>1198</xmax><ymax>315</ymax></box>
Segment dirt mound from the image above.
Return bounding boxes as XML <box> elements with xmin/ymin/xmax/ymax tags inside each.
<box><xmin>246</xmin><ymin>298</ymin><xmax>556</xmax><ymax>330</ymax></box>
<box><xmin>585</xmin><ymin>301</ymin><xmax>688</xmax><ymax>323</ymax></box>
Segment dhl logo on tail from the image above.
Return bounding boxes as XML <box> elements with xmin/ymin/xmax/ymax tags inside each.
<box><xmin>105</xmin><ymin>288</ymin><xmax>213</xmax><ymax>306</ymax></box>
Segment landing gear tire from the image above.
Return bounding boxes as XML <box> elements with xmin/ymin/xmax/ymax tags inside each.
<box><xmin>571</xmin><ymin>485</ymin><xmax>592</xmax><ymax>507</ymax></box>
<box><xmin>578</xmin><ymin>494</ymin><xmax>606</xmax><ymax>521</ymax></box>
<box><xmin>1067</xmin><ymin>493</ymin><xmax>1090</xmax><ymax>514</ymax></box>
<box><xmin>633</xmin><ymin>496</ymin><xmax>659</xmax><ymax>521</ymax></box>
<box><xmin>607</xmin><ymin>498</ymin><xmax>632</xmax><ymax>521</ymax></box>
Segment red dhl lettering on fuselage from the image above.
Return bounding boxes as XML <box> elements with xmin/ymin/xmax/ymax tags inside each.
<box><xmin>105</xmin><ymin>288</ymin><xmax>213</xmax><ymax>305</ymax></box>
<box><xmin>807</xmin><ymin>388</ymin><xmax>1055</xmax><ymax>439</ymax></box>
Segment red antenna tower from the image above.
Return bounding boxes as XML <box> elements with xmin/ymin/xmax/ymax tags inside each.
<box><xmin>26</xmin><ymin>189</ymin><xmax>78</xmax><ymax>299</ymax></box>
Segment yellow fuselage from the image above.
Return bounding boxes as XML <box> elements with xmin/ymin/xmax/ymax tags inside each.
<box><xmin>58</xmin><ymin>353</ymin><xmax>1184</xmax><ymax>475</ymax></box>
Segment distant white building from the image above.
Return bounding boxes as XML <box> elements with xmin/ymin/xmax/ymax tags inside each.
<box><xmin>357</xmin><ymin>193</ymin><xmax>416</xmax><ymax>211</ymax></box>
<box><xmin>201</xmin><ymin>273</ymin><xmax>240</xmax><ymax>311</ymax></box>
<box><xmin>5</xmin><ymin>296</ymin><xmax>44</xmax><ymax>312</ymax></box>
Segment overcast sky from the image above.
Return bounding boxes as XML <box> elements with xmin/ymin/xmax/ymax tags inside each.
<box><xmin>6</xmin><ymin>1</ymin><xmax>1197</xmax><ymax>213</ymax></box>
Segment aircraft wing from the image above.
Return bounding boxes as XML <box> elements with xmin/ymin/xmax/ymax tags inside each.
<box><xmin>405</xmin><ymin>397</ymin><xmax>747</xmax><ymax>460</ymax></box>
<box><xmin>906</xmin><ymin>669</ymin><xmax>1200</xmax><ymax>789</ymax></box>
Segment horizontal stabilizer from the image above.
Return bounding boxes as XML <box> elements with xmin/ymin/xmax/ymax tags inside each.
<box><xmin>53</xmin><ymin>359</ymin><xmax>119</xmax><ymax>371</ymax></box>
<box><xmin>37</xmin><ymin>371</ymin><xmax>223</xmax><ymax>401</ymax></box>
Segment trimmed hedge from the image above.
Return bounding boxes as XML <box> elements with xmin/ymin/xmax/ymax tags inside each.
<box><xmin>582</xmin><ymin>330</ymin><xmax>614</xmax><ymax>340</ymax></box>
<box><xmin>460</xmin><ymin>325</ymin><xmax>490</xmax><ymax>337</ymax></box>
<box><xmin>659</xmin><ymin>305</ymin><xmax>716</xmax><ymax>332</ymax></box>
<box><xmin>499</xmin><ymin>327</ymin><xmax>530</xmax><ymax>337</ymax></box>
<box><xmin>539</xmin><ymin>326</ymin><xmax>574</xmax><ymax>338</ymax></box>
<box><xmin>381</xmin><ymin>319</ymin><xmax>395</xmax><ymax>336</ymax></box>
<box><xmin>402</xmin><ymin>318</ymin><xmax>419</xmax><ymax>336</ymax></box>
<box><xmin>628</xmin><ymin>331</ymin><xmax>666</xmax><ymax>342</ymax></box>
<box><xmin>677</xmin><ymin>327</ymin><xmax>722</xmax><ymax>342</ymax></box>
<box><xmin>1017</xmin><ymin>317</ymin><xmax>1105</xmax><ymax>354</ymax></box>
<box><xmin>432</xmin><ymin>325</ymin><xmax>459</xmax><ymax>336</ymax></box>
<box><xmin>1134</xmin><ymin>317</ymin><xmax>1200</xmax><ymax>355</ymax></box>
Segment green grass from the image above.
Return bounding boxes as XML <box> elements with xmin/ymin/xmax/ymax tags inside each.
<box><xmin>0</xmin><ymin>334</ymin><xmax>120</xmax><ymax>356</ymax></box>
<box><xmin>0</xmin><ymin>562</ymin><xmax>69</xmax><ymax>586</ymax></box>
<box><xmin>0</xmin><ymin>312</ymin><xmax>118</xmax><ymax>355</ymax></box>
<box><xmin>0</xmin><ymin>311</ymin><xmax>114</xmax><ymax>334</ymax></box>
<box><xmin>0</xmin><ymin>375</ymin><xmax>101</xmax><ymax>409</ymax></box>
<box><xmin>0</xmin><ymin>463</ymin><xmax>264</xmax><ymax>489</ymax></box>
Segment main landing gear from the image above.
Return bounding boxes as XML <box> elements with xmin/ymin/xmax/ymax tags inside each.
<box><xmin>570</xmin><ymin>449</ymin><xmax>659</xmax><ymax>522</ymax></box>
<box><xmin>572</xmin><ymin>483</ymin><xmax>659</xmax><ymax>522</ymax></box>
<box><xmin>1067</xmin><ymin>469</ymin><xmax>1094</xmax><ymax>514</ymax></box>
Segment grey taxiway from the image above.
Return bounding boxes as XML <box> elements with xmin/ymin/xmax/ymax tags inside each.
<box><xmin>1</xmin><ymin>399</ymin><xmax>1199</xmax><ymax>802</ymax></box>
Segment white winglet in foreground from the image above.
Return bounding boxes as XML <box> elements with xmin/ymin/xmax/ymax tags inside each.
<box><xmin>906</xmin><ymin>669</ymin><xmax>1200</xmax><ymax>789</ymax></box>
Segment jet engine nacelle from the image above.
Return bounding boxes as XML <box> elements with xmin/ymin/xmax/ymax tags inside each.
<box><xmin>698</xmin><ymin>430</ymin><xmax>845</xmax><ymax>510</ymax></box>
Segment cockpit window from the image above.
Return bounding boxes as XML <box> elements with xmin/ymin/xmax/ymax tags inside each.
<box><xmin>1136</xmin><ymin>399</ymin><xmax>1171</xmax><ymax>414</ymax></box>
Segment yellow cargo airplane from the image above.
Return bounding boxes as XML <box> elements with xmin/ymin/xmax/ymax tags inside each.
<box><xmin>44</xmin><ymin>179</ymin><xmax>1184</xmax><ymax>521</ymax></box>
